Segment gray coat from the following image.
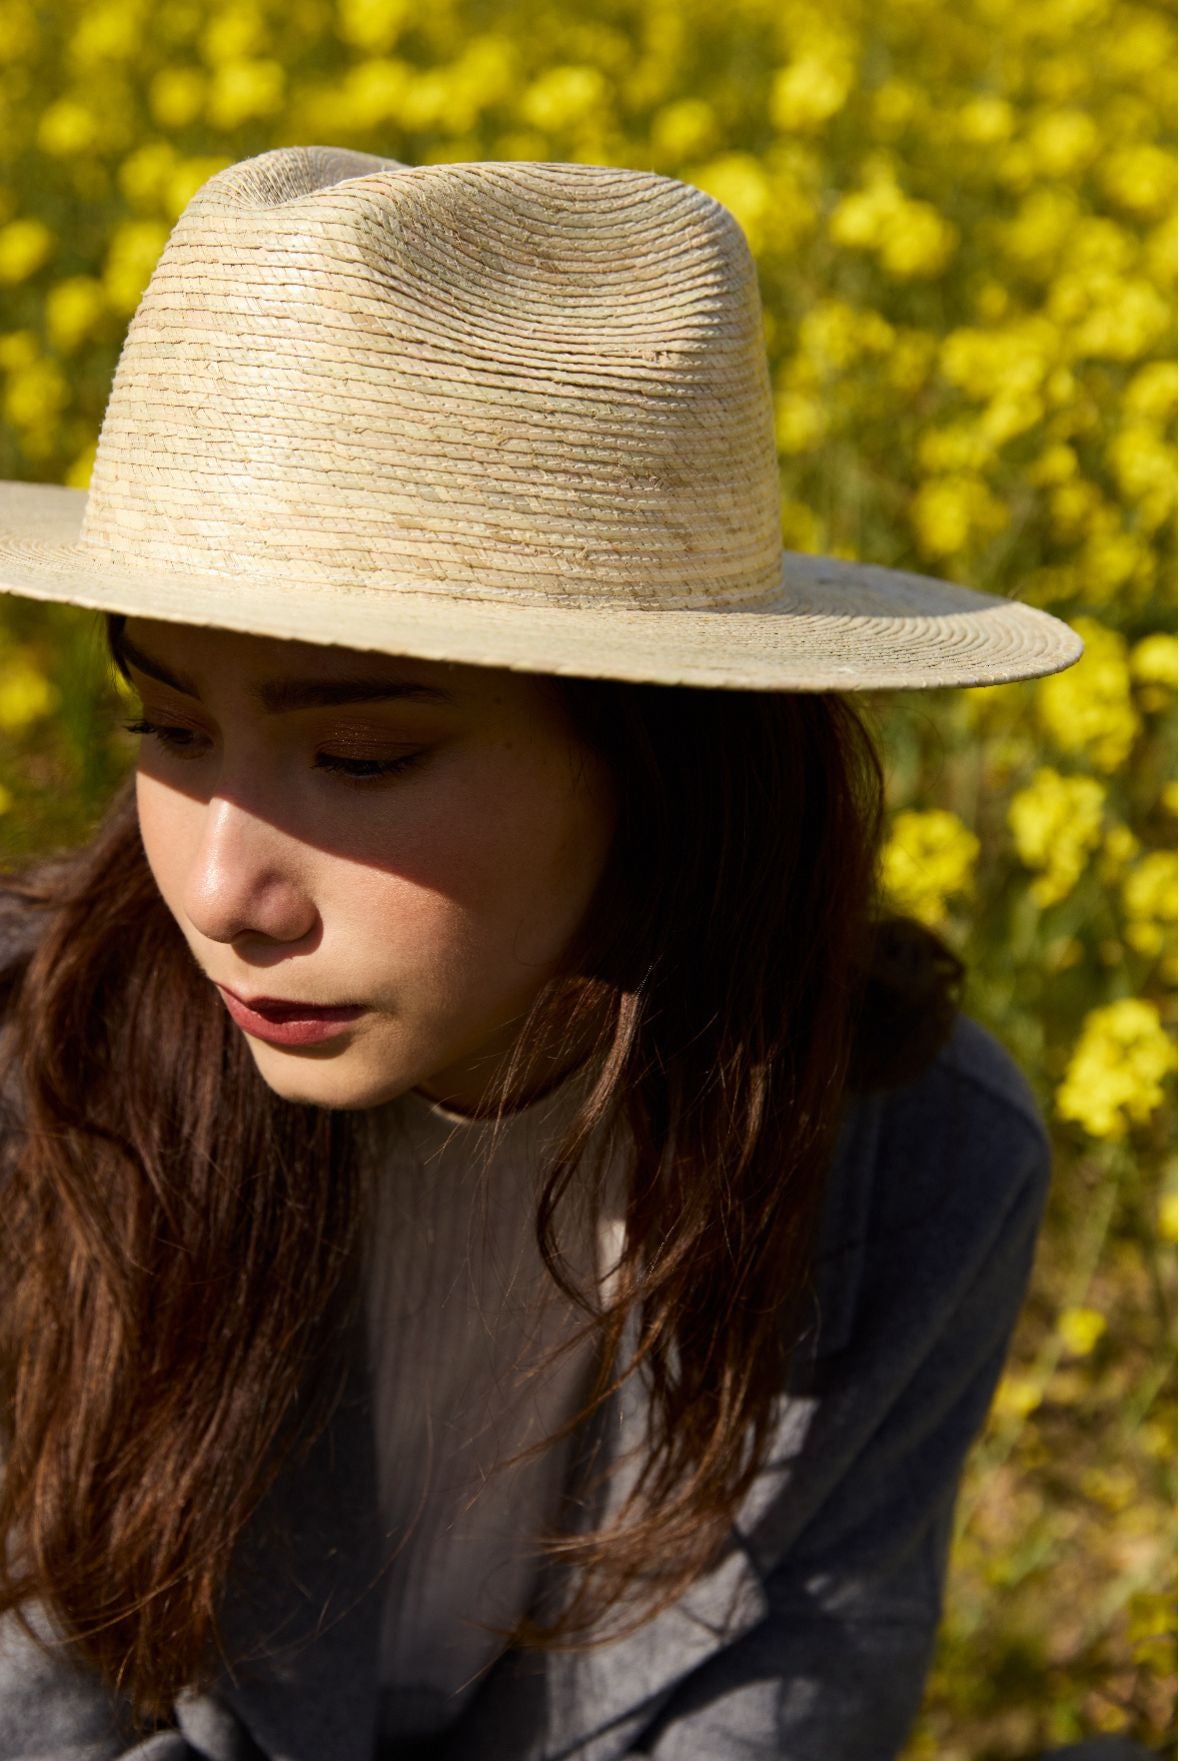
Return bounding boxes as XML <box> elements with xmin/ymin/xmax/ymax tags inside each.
<box><xmin>0</xmin><ymin>1013</ymin><xmax>1052</xmax><ymax>1761</ymax></box>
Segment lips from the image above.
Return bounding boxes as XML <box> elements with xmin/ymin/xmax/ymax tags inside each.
<box><xmin>219</xmin><ymin>987</ymin><xmax>360</xmax><ymax>1022</ymax></box>
<box><xmin>215</xmin><ymin>984</ymin><xmax>366</xmax><ymax>1047</ymax></box>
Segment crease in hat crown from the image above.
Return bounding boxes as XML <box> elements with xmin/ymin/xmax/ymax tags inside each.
<box><xmin>76</xmin><ymin>147</ymin><xmax>784</xmax><ymax>612</ymax></box>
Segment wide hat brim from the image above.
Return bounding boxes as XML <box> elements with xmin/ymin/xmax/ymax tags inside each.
<box><xmin>0</xmin><ymin>480</ymin><xmax>1082</xmax><ymax>692</ymax></box>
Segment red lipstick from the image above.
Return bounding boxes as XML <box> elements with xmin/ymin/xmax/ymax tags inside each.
<box><xmin>216</xmin><ymin>985</ymin><xmax>365</xmax><ymax>1047</ymax></box>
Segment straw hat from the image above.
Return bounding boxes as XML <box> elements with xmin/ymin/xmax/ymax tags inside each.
<box><xmin>0</xmin><ymin>145</ymin><xmax>1081</xmax><ymax>691</ymax></box>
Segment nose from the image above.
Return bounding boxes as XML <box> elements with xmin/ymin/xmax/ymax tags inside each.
<box><xmin>180</xmin><ymin>793</ymin><xmax>318</xmax><ymax>948</ymax></box>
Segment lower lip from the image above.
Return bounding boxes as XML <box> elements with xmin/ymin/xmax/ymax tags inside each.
<box><xmin>217</xmin><ymin>988</ymin><xmax>366</xmax><ymax>1047</ymax></box>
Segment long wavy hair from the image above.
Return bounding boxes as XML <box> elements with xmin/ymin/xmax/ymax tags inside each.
<box><xmin>0</xmin><ymin>612</ymin><xmax>963</xmax><ymax>1724</ymax></box>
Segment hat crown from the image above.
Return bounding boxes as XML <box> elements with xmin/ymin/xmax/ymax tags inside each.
<box><xmin>78</xmin><ymin>147</ymin><xmax>783</xmax><ymax>610</ymax></box>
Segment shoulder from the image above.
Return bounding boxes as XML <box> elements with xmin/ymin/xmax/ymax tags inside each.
<box><xmin>810</xmin><ymin>1013</ymin><xmax>1053</xmax><ymax>1360</ymax></box>
<box><xmin>871</xmin><ymin>1010</ymin><xmax>1051</xmax><ymax>1202</ymax></box>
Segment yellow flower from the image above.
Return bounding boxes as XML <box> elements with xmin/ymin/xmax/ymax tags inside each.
<box><xmin>0</xmin><ymin>653</ymin><xmax>58</xmax><ymax>730</ymax></box>
<box><xmin>830</xmin><ymin>175</ymin><xmax>957</xmax><ymax>279</ymax></box>
<box><xmin>1098</xmin><ymin>820</ymin><xmax>1141</xmax><ymax>886</ymax></box>
<box><xmin>166</xmin><ymin>158</ymin><xmax>234</xmax><ymax>220</ymax></box>
<box><xmin>1122</xmin><ymin>852</ymin><xmax>1178</xmax><ymax>963</ymax></box>
<box><xmin>206</xmin><ymin>59</ymin><xmax>286</xmax><ymax>131</ymax></box>
<box><xmin>1124</xmin><ymin>360</ymin><xmax>1177</xmax><ymax>424</ymax></box>
<box><xmin>774</xmin><ymin>388</ymin><xmax>826</xmax><ymax>454</ymax></box>
<box><xmin>991</xmin><ymin>1371</ymin><xmax>1042</xmax><ymax>1421</ymax></box>
<box><xmin>1035</xmin><ymin>617</ymin><xmax>1140</xmax><ymax>773</ymax></box>
<box><xmin>45</xmin><ymin>276</ymin><xmax>106</xmax><ymax>353</ymax></box>
<box><xmin>0</xmin><ymin>330</ymin><xmax>38</xmax><ymax>372</ymax></box>
<box><xmin>1026</xmin><ymin>443</ymin><xmax>1079</xmax><ymax>487</ymax></box>
<box><xmin>3</xmin><ymin>359</ymin><xmax>68</xmax><ymax>430</ymax></box>
<box><xmin>119</xmin><ymin>142</ymin><xmax>180</xmax><ymax>213</ymax></box>
<box><xmin>883</xmin><ymin>328</ymin><xmax>938</xmax><ymax>395</ymax></box>
<box><xmin>149</xmin><ymin>66</ymin><xmax>208</xmax><ymax>131</ymax></box>
<box><xmin>916</xmin><ymin>422</ymin><xmax>991</xmax><ymax>474</ymax></box>
<box><xmin>1057</xmin><ymin>1306</ymin><xmax>1107</xmax><ymax>1358</ymax></box>
<box><xmin>1056</xmin><ymin>998</ymin><xmax>1177</xmax><ymax>1140</ymax></box>
<box><xmin>102</xmin><ymin>220</ymin><xmax>170</xmax><ymax>316</ymax></box>
<box><xmin>683</xmin><ymin>154</ymin><xmax>772</xmax><ymax>256</ymax></box>
<box><xmin>880</xmin><ymin>808</ymin><xmax>980</xmax><ymax>926</ymax></box>
<box><xmin>1158</xmin><ymin>1188</ymin><xmax>1178</xmax><ymax>1246</ymax></box>
<box><xmin>519</xmin><ymin>65</ymin><xmax>608</xmax><ymax>133</ymax></box>
<box><xmin>37</xmin><ymin>96</ymin><xmax>102</xmax><ymax>157</ymax></box>
<box><xmin>651</xmin><ymin>99</ymin><xmax>717</xmax><ymax>161</ymax></box>
<box><xmin>68</xmin><ymin>1</ymin><xmax>141</xmax><ymax>64</ymax></box>
<box><xmin>295</xmin><ymin>60</ymin><xmax>411</xmax><ymax>134</ymax></box>
<box><xmin>770</xmin><ymin>46</ymin><xmax>855</xmax><ymax>134</ymax></box>
<box><xmin>1106</xmin><ymin>425</ymin><xmax>1177</xmax><ymax>530</ymax></box>
<box><xmin>0</xmin><ymin>218</ymin><xmax>54</xmax><ymax>283</ymax></box>
<box><xmin>938</xmin><ymin>320</ymin><xmax>1057</xmax><ymax>402</ymax></box>
<box><xmin>910</xmin><ymin>474</ymin><xmax>1008</xmax><ymax>560</ymax></box>
<box><xmin>1025</xmin><ymin>108</ymin><xmax>1100</xmax><ymax>178</ymax></box>
<box><xmin>336</xmin><ymin>0</ymin><xmax>410</xmax><ymax>53</ymax></box>
<box><xmin>797</xmin><ymin>299</ymin><xmax>895</xmax><ymax>371</ymax></box>
<box><xmin>0</xmin><ymin>782</ymin><xmax>11</xmax><ymax>816</ymax></box>
<box><xmin>1064</xmin><ymin>274</ymin><xmax>1171</xmax><ymax>364</ymax></box>
<box><xmin>1130</xmin><ymin>633</ymin><xmax>1178</xmax><ymax>689</ymax></box>
<box><xmin>200</xmin><ymin>6</ymin><xmax>268</xmax><ymax>64</ymax></box>
<box><xmin>955</xmin><ymin>95</ymin><xmax>1015</xmax><ymax>144</ymax></box>
<box><xmin>1008</xmin><ymin>768</ymin><xmax>1106</xmax><ymax>908</ymax></box>
<box><xmin>1098</xmin><ymin>144</ymin><xmax>1176</xmax><ymax>221</ymax></box>
<box><xmin>1048</xmin><ymin>477</ymin><xmax>1102</xmax><ymax>540</ymax></box>
<box><xmin>871</xmin><ymin>79</ymin><xmax>924</xmax><ymax>136</ymax></box>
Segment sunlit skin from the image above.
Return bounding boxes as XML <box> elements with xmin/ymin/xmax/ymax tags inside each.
<box><xmin>124</xmin><ymin>619</ymin><xmax>617</xmax><ymax>1115</ymax></box>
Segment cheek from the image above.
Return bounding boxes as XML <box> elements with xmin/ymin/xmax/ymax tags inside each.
<box><xmin>135</xmin><ymin>771</ymin><xmax>195</xmax><ymax>912</ymax></box>
<box><xmin>334</xmin><ymin>756</ymin><xmax>610</xmax><ymax>996</ymax></box>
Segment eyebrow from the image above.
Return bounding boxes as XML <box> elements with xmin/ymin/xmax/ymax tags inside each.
<box><xmin>114</xmin><ymin>632</ymin><xmax>458</xmax><ymax>713</ymax></box>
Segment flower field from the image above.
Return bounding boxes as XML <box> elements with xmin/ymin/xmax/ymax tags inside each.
<box><xmin>0</xmin><ymin>0</ymin><xmax>1174</xmax><ymax>1750</ymax></box>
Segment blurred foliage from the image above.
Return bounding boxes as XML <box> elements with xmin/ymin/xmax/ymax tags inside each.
<box><xmin>0</xmin><ymin>0</ymin><xmax>1174</xmax><ymax>1752</ymax></box>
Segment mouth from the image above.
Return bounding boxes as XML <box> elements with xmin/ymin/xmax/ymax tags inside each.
<box><xmin>215</xmin><ymin>984</ymin><xmax>366</xmax><ymax>1047</ymax></box>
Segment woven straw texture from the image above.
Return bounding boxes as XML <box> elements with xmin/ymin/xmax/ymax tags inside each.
<box><xmin>0</xmin><ymin>146</ymin><xmax>1083</xmax><ymax>690</ymax></box>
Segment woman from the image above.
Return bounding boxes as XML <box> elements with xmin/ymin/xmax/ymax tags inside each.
<box><xmin>0</xmin><ymin>148</ymin><xmax>1082</xmax><ymax>1760</ymax></box>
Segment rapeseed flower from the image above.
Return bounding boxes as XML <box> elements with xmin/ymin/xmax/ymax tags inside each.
<box><xmin>1036</xmin><ymin>618</ymin><xmax>1140</xmax><ymax>773</ymax></box>
<box><xmin>0</xmin><ymin>654</ymin><xmax>58</xmax><ymax>730</ymax></box>
<box><xmin>1056</xmin><ymin>999</ymin><xmax>1176</xmax><ymax>1140</ymax></box>
<box><xmin>1121</xmin><ymin>852</ymin><xmax>1178</xmax><ymax>968</ymax></box>
<box><xmin>910</xmin><ymin>474</ymin><xmax>1008</xmax><ymax>559</ymax></box>
<box><xmin>37</xmin><ymin>97</ymin><xmax>103</xmax><ymax>157</ymax></box>
<box><xmin>0</xmin><ymin>219</ymin><xmax>54</xmax><ymax>283</ymax></box>
<box><xmin>880</xmin><ymin>808</ymin><xmax>980</xmax><ymax>926</ymax></box>
<box><xmin>336</xmin><ymin>0</ymin><xmax>410</xmax><ymax>54</ymax></box>
<box><xmin>1008</xmin><ymin>768</ymin><xmax>1106</xmax><ymax>907</ymax></box>
<box><xmin>102</xmin><ymin>219</ymin><xmax>171</xmax><ymax>315</ymax></box>
<box><xmin>683</xmin><ymin>154</ymin><xmax>773</xmax><ymax>257</ymax></box>
<box><xmin>206</xmin><ymin>59</ymin><xmax>286</xmax><ymax>131</ymax></box>
<box><xmin>770</xmin><ymin>42</ymin><xmax>856</xmax><ymax>134</ymax></box>
<box><xmin>650</xmin><ymin>98</ymin><xmax>718</xmax><ymax>161</ymax></box>
<box><xmin>149</xmin><ymin>66</ymin><xmax>207</xmax><ymax>131</ymax></box>
<box><xmin>45</xmin><ymin>277</ymin><xmax>106</xmax><ymax>353</ymax></box>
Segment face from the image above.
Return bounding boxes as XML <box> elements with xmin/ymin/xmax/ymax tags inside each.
<box><xmin>122</xmin><ymin>619</ymin><xmax>617</xmax><ymax>1114</ymax></box>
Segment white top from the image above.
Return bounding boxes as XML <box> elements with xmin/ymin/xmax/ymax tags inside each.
<box><xmin>360</xmin><ymin>1066</ymin><xmax>628</xmax><ymax>1744</ymax></box>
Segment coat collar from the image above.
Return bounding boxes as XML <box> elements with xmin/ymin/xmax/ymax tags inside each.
<box><xmin>214</xmin><ymin>1086</ymin><xmax>883</xmax><ymax>1761</ymax></box>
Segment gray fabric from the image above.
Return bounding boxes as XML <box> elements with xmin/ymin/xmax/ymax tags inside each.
<box><xmin>0</xmin><ymin>1006</ymin><xmax>1062</xmax><ymax>1761</ymax></box>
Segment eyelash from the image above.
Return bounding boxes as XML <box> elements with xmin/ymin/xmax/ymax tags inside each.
<box><xmin>121</xmin><ymin>720</ymin><xmax>426</xmax><ymax>784</ymax></box>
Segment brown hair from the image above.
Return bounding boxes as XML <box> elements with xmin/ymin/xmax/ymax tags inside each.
<box><xmin>0</xmin><ymin>613</ymin><xmax>963</xmax><ymax>1723</ymax></box>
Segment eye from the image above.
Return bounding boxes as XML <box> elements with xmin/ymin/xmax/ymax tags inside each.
<box><xmin>313</xmin><ymin>751</ymin><xmax>427</xmax><ymax>783</ymax></box>
<box><xmin>122</xmin><ymin>719</ymin><xmax>428</xmax><ymax>785</ymax></box>
<box><xmin>122</xmin><ymin>718</ymin><xmax>207</xmax><ymax>759</ymax></box>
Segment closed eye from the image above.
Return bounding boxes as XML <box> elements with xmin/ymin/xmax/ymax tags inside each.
<box><xmin>122</xmin><ymin>720</ymin><xmax>428</xmax><ymax>784</ymax></box>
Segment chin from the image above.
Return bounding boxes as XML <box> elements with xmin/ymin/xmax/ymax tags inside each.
<box><xmin>247</xmin><ymin>1043</ymin><xmax>414</xmax><ymax>1112</ymax></box>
